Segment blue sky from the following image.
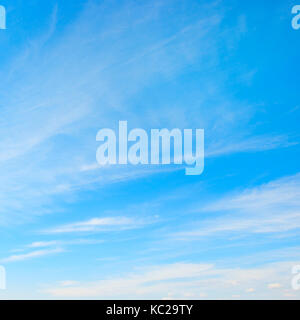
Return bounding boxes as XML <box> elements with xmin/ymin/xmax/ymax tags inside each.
<box><xmin>0</xmin><ymin>0</ymin><xmax>300</xmax><ymax>299</ymax></box>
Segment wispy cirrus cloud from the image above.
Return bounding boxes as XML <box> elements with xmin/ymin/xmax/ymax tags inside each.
<box><xmin>27</xmin><ymin>238</ymin><xmax>104</xmax><ymax>248</ymax></box>
<box><xmin>4</xmin><ymin>238</ymin><xmax>104</xmax><ymax>262</ymax></box>
<box><xmin>43</xmin><ymin>260</ymin><xmax>298</xmax><ymax>299</ymax></box>
<box><xmin>204</xmin><ymin>173</ymin><xmax>300</xmax><ymax>213</ymax></box>
<box><xmin>43</xmin><ymin>216</ymin><xmax>143</xmax><ymax>234</ymax></box>
<box><xmin>0</xmin><ymin>0</ymin><xmax>225</xmax><ymax>225</ymax></box>
<box><xmin>0</xmin><ymin>248</ymin><xmax>64</xmax><ymax>263</ymax></box>
<box><xmin>206</xmin><ymin>134</ymin><xmax>298</xmax><ymax>157</ymax></box>
<box><xmin>174</xmin><ymin>173</ymin><xmax>300</xmax><ymax>239</ymax></box>
<box><xmin>0</xmin><ymin>0</ymin><xmax>294</xmax><ymax>227</ymax></box>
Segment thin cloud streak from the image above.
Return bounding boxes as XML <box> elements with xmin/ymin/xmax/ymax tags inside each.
<box><xmin>44</xmin><ymin>261</ymin><xmax>298</xmax><ymax>299</ymax></box>
<box><xmin>173</xmin><ymin>173</ymin><xmax>300</xmax><ymax>239</ymax></box>
<box><xmin>43</xmin><ymin>216</ymin><xmax>143</xmax><ymax>234</ymax></box>
<box><xmin>1</xmin><ymin>248</ymin><xmax>64</xmax><ymax>263</ymax></box>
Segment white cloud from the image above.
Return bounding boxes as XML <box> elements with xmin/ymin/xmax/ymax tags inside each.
<box><xmin>28</xmin><ymin>241</ymin><xmax>59</xmax><ymax>248</ymax></box>
<box><xmin>1</xmin><ymin>248</ymin><xmax>64</xmax><ymax>263</ymax></box>
<box><xmin>44</xmin><ymin>262</ymin><xmax>213</xmax><ymax>298</ymax></box>
<box><xmin>174</xmin><ymin>173</ymin><xmax>300</xmax><ymax>239</ymax></box>
<box><xmin>43</xmin><ymin>261</ymin><xmax>297</xmax><ymax>299</ymax></box>
<box><xmin>6</xmin><ymin>239</ymin><xmax>104</xmax><ymax>260</ymax></box>
<box><xmin>204</xmin><ymin>173</ymin><xmax>300</xmax><ymax>213</ymax></box>
<box><xmin>206</xmin><ymin>134</ymin><xmax>297</xmax><ymax>157</ymax></box>
<box><xmin>43</xmin><ymin>216</ymin><xmax>142</xmax><ymax>234</ymax></box>
<box><xmin>27</xmin><ymin>239</ymin><xmax>104</xmax><ymax>248</ymax></box>
<box><xmin>59</xmin><ymin>280</ymin><xmax>80</xmax><ymax>287</ymax></box>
